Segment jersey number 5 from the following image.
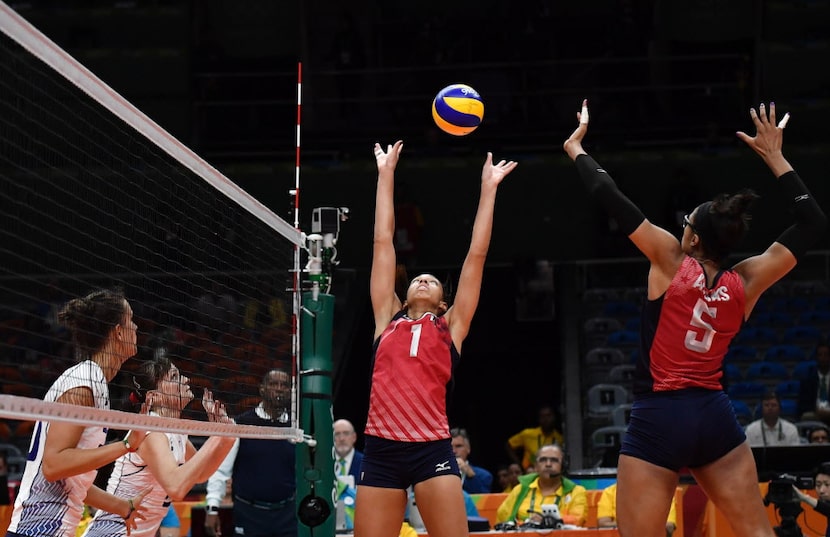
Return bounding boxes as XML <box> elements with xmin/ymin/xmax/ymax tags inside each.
<box><xmin>685</xmin><ymin>298</ymin><xmax>717</xmax><ymax>353</ymax></box>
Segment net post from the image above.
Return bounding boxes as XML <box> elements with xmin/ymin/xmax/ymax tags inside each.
<box><xmin>296</xmin><ymin>291</ymin><xmax>335</xmax><ymax>536</ymax></box>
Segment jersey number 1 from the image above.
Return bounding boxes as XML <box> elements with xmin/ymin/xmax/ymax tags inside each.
<box><xmin>409</xmin><ymin>324</ymin><xmax>422</xmax><ymax>357</ymax></box>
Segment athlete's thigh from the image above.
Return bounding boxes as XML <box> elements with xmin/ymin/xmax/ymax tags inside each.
<box><xmin>354</xmin><ymin>485</ymin><xmax>407</xmax><ymax>537</ymax></box>
<box><xmin>617</xmin><ymin>454</ymin><xmax>678</xmax><ymax>537</ymax></box>
<box><xmin>413</xmin><ymin>475</ymin><xmax>467</xmax><ymax>537</ymax></box>
<box><xmin>690</xmin><ymin>442</ymin><xmax>775</xmax><ymax>537</ymax></box>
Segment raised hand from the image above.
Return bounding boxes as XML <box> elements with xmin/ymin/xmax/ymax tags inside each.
<box><xmin>736</xmin><ymin>102</ymin><xmax>787</xmax><ymax>160</ymax></box>
<box><xmin>374</xmin><ymin>140</ymin><xmax>404</xmax><ymax>173</ymax></box>
<box><xmin>481</xmin><ymin>152</ymin><xmax>518</xmax><ymax>187</ymax></box>
<box><xmin>202</xmin><ymin>388</ymin><xmax>233</xmax><ymax>424</ymax></box>
<box><xmin>563</xmin><ymin>99</ymin><xmax>589</xmax><ymax>161</ymax></box>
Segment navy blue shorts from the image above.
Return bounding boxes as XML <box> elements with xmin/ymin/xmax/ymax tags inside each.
<box><xmin>620</xmin><ymin>389</ymin><xmax>746</xmax><ymax>472</ymax></box>
<box><xmin>359</xmin><ymin>435</ymin><xmax>460</xmax><ymax>489</ymax></box>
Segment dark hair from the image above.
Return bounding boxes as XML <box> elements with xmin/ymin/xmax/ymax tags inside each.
<box><xmin>810</xmin><ymin>424</ymin><xmax>830</xmax><ymax>440</ymax></box>
<box><xmin>761</xmin><ymin>390</ymin><xmax>781</xmax><ymax>404</ymax></box>
<box><xmin>128</xmin><ymin>350</ymin><xmax>174</xmax><ymax>411</ymax></box>
<box><xmin>57</xmin><ymin>288</ymin><xmax>127</xmax><ymax>360</ymax></box>
<box><xmin>814</xmin><ymin>462</ymin><xmax>830</xmax><ymax>479</ymax></box>
<box><xmin>693</xmin><ymin>189</ymin><xmax>760</xmax><ymax>262</ymax></box>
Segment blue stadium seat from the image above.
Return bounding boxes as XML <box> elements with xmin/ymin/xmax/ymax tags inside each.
<box><xmin>764</xmin><ymin>344</ymin><xmax>806</xmax><ymax>364</ymax></box>
<box><xmin>746</xmin><ymin>362</ymin><xmax>789</xmax><ymax>383</ymax></box>
<box><xmin>746</xmin><ymin>311</ymin><xmax>792</xmax><ymax>330</ymax></box>
<box><xmin>780</xmin><ymin>399</ymin><xmax>799</xmax><ymax>419</ymax></box>
<box><xmin>771</xmin><ymin>296</ymin><xmax>811</xmax><ymax>313</ymax></box>
<box><xmin>800</xmin><ymin>310</ymin><xmax>830</xmax><ymax>331</ymax></box>
<box><xmin>775</xmin><ymin>380</ymin><xmax>801</xmax><ymax>398</ymax></box>
<box><xmin>603</xmin><ymin>300</ymin><xmax>640</xmax><ymax>317</ymax></box>
<box><xmin>606</xmin><ymin>329</ymin><xmax>639</xmax><ymax>348</ymax></box>
<box><xmin>734</xmin><ymin>325</ymin><xmax>779</xmax><ymax>346</ymax></box>
<box><xmin>724</xmin><ymin>345</ymin><xmax>759</xmax><ymax>364</ymax></box>
<box><xmin>723</xmin><ymin>363</ymin><xmax>743</xmax><ymax>383</ymax></box>
<box><xmin>730</xmin><ymin>399</ymin><xmax>753</xmax><ymax>425</ymax></box>
<box><xmin>792</xmin><ymin>361</ymin><xmax>817</xmax><ymax>381</ymax></box>
<box><xmin>727</xmin><ymin>381</ymin><xmax>766</xmax><ymax>400</ymax></box>
<box><xmin>782</xmin><ymin>325</ymin><xmax>822</xmax><ymax>346</ymax></box>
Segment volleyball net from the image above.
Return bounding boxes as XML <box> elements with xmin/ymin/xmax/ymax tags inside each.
<box><xmin>0</xmin><ymin>3</ymin><xmax>306</xmax><ymax>442</ymax></box>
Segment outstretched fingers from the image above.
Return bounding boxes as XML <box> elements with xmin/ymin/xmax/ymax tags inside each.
<box><xmin>374</xmin><ymin>140</ymin><xmax>404</xmax><ymax>170</ymax></box>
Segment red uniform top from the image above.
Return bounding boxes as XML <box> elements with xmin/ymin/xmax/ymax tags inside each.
<box><xmin>365</xmin><ymin>311</ymin><xmax>459</xmax><ymax>442</ymax></box>
<box><xmin>639</xmin><ymin>256</ymin><xmax>746</xmax><ymax>393</ymax></box>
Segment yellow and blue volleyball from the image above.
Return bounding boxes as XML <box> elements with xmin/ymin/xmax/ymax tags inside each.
<box><xmin>431</xmin><ymin>84</ymin><xmax>484</xmax><ymax>136</ymax></box>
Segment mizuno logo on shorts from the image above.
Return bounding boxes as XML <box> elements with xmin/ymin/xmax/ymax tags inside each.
<box><xmin>435</xmin><ymin>460</ymin><xmax>451</xmax><ymax>472</ymax></box>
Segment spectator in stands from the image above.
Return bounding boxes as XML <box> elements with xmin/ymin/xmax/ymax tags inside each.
<box><xmin>798</xmin><ymin>342</ymin><xmax>830</xmax><ymax>424</ymax></box>
<box><xmin>793</xmin><ymin>461</ymin><xmax>830</xmax><ymax>535</ymax></box>
<box><xmin>334</xmin><ymin>418</ymin><xmax>363</xmax><ymax>489</ymax></box>
<box><xmin>563</xmin><ymin>100</ymin><xmax>826</xmax><ymax>537</ymax></box>
<box><xmin>496</xmin><ymin>444</ymin><xmax>587</xmax><ymax>527</ymax></box>
<box><xmin>496</xmin><ymin>463</ymin><xmax>522</xmax><ymax>493</ymax></box>
<box><xmin>745</xmin><ymin>392</ymin><xmax>800</xmax><ymax>447</ymax></box>
<box><xmin>597</xmin><ymin>483</ymin><xmax>677</xmax><ymax>536</ymax></box>
<box><xmin>450</xmin><ymin>428</ymin><xmax>493</xmax><ymax>493</ymax></box>
<box><xmin>506</xmin><ymin>405</ymin><xmax>565</xmax><ymax>471</ymax></box>
<box><xmin>810</xmin><ymin>425</ymin><xmax>830</xmax><ymax>444</ymax></box>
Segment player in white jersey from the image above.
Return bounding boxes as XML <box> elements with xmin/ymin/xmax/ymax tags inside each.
<box><xmin>82</xmin><ymin>352</ymin><xmax>235</xmax><ymax>537</ymax></box>
<box><xmin>7</xmin><ymin>289</ymin><xmax>150</xmax><ymax>537</ymax></box>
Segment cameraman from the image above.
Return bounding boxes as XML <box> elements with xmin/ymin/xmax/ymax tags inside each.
<box><xmin>793</xmin><ymin>462</ymin><xmax>830</xmax><ymax>536</ymax></box>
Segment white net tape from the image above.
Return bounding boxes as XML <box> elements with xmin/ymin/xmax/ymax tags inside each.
<box><xmin>0</xmin><ymin>395</ymin><xmax>303</xmax><ymax>441</ymax></box>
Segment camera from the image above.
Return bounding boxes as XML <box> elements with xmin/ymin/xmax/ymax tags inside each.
<box><xmin>766</xmin><ymin>474</ymin><xmax>814</xmax><ymax>506</ymax></box>
<box><xmin>764</xmin><ymin>474</ymin><xmax>812</xmax><ymax>537</ymax></box>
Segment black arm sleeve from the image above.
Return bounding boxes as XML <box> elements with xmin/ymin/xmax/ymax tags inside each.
<box><xmin>776</xmin><ymin>171</ymin><xmax>827</xmax><ymax>261</ymax></box>
<box><xmin>813</xmin><ymin>498</ymin><xmax>830</xmax><ymax>518</ymax></box>
<box><xmin>574</xmin><ymin>154</ymin><xmax>646</xmax><ymax>236</ymax></box>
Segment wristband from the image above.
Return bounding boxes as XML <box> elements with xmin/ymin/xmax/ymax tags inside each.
<box><xmin>123</xmin><ymin>434</ymin><xmax>138</xmax><ymax>453</ymax></box>
<box><xmin>206</xmin><ymin>505</ymin><xmax>220</xmax><ymax>515</ymax></box>
<box><xmin>124</xmin><ymin>498</ymin><xmax>135</xmax><ymax>520</ymax></box>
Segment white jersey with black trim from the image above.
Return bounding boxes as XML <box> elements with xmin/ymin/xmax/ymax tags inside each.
<box><xmin>82</xmin><ymin>422</ymin><xmax>188</xmax><ymax>537</ymax></box>
<box><xmin>8</xmin><ymin>360</ymin><xmax>110</xmax><ymax>537</ymax></box>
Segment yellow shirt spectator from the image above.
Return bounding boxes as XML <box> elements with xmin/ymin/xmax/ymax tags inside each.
<box><xmin>496</xmin><ymin>474</ymin><xmax>587</xmax><ymax>526</ymax></box>
<box><xmin>597</xmin><ymin>483</ymin><xmax>677</xmax><ymax>534</ymax></box>
<box><xmin>507</xmin><ymin>406</ymin><xmax>565</xmax><ymax>470</ymax></box>
<box><xmin>507</xmin><ymin>426</ymin><xmax>565</xmax><ymax>470</ymax></box>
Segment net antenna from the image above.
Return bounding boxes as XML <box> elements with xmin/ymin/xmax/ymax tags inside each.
<box><xmin>0</xmin><ymin>2</ymin><xmax>306</xmax><ymax>442</ymax></box>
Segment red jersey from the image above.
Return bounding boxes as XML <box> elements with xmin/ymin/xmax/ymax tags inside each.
<box><xmin>364</xmin><ymin>311</ymin><xmax>459</xmax><ymax>442</ymax></box>
<box><xmin>639</xmin><ymin>256</ymin><xmax>746</xmax><ymax>392</ymax></box>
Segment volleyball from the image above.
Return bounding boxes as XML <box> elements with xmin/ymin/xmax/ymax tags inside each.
<box><xmin>431</xmin><ymin>84</ymin><xmax>484</xmax><ymax>136</ymax></box>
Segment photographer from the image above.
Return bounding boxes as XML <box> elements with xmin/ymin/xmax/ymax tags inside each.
<box><xmin>793</xmin><ymin>462</ymin><xmax>830</xmax><ymax>537</ymax></box>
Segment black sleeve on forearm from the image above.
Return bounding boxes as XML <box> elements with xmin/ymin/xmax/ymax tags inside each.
<box><xmin>575</xmin><ymin>154</ymin><xmax>646</xmax><ymax>236</ymax></box>
<box><xmin>813</xmin><ymin>498</ymin><xmax>830</xmax><ymax>518</ymax></box>
<box><xmin>776</xmin><ymin>171</ymin><xmax>828</xmax><ymax>261</ymax></box>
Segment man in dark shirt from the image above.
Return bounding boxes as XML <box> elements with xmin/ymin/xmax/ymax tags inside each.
<box><xmin>204</xmin><ymin>370</ymin><xmax>296</xmax><ymax>537</ymax></box>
